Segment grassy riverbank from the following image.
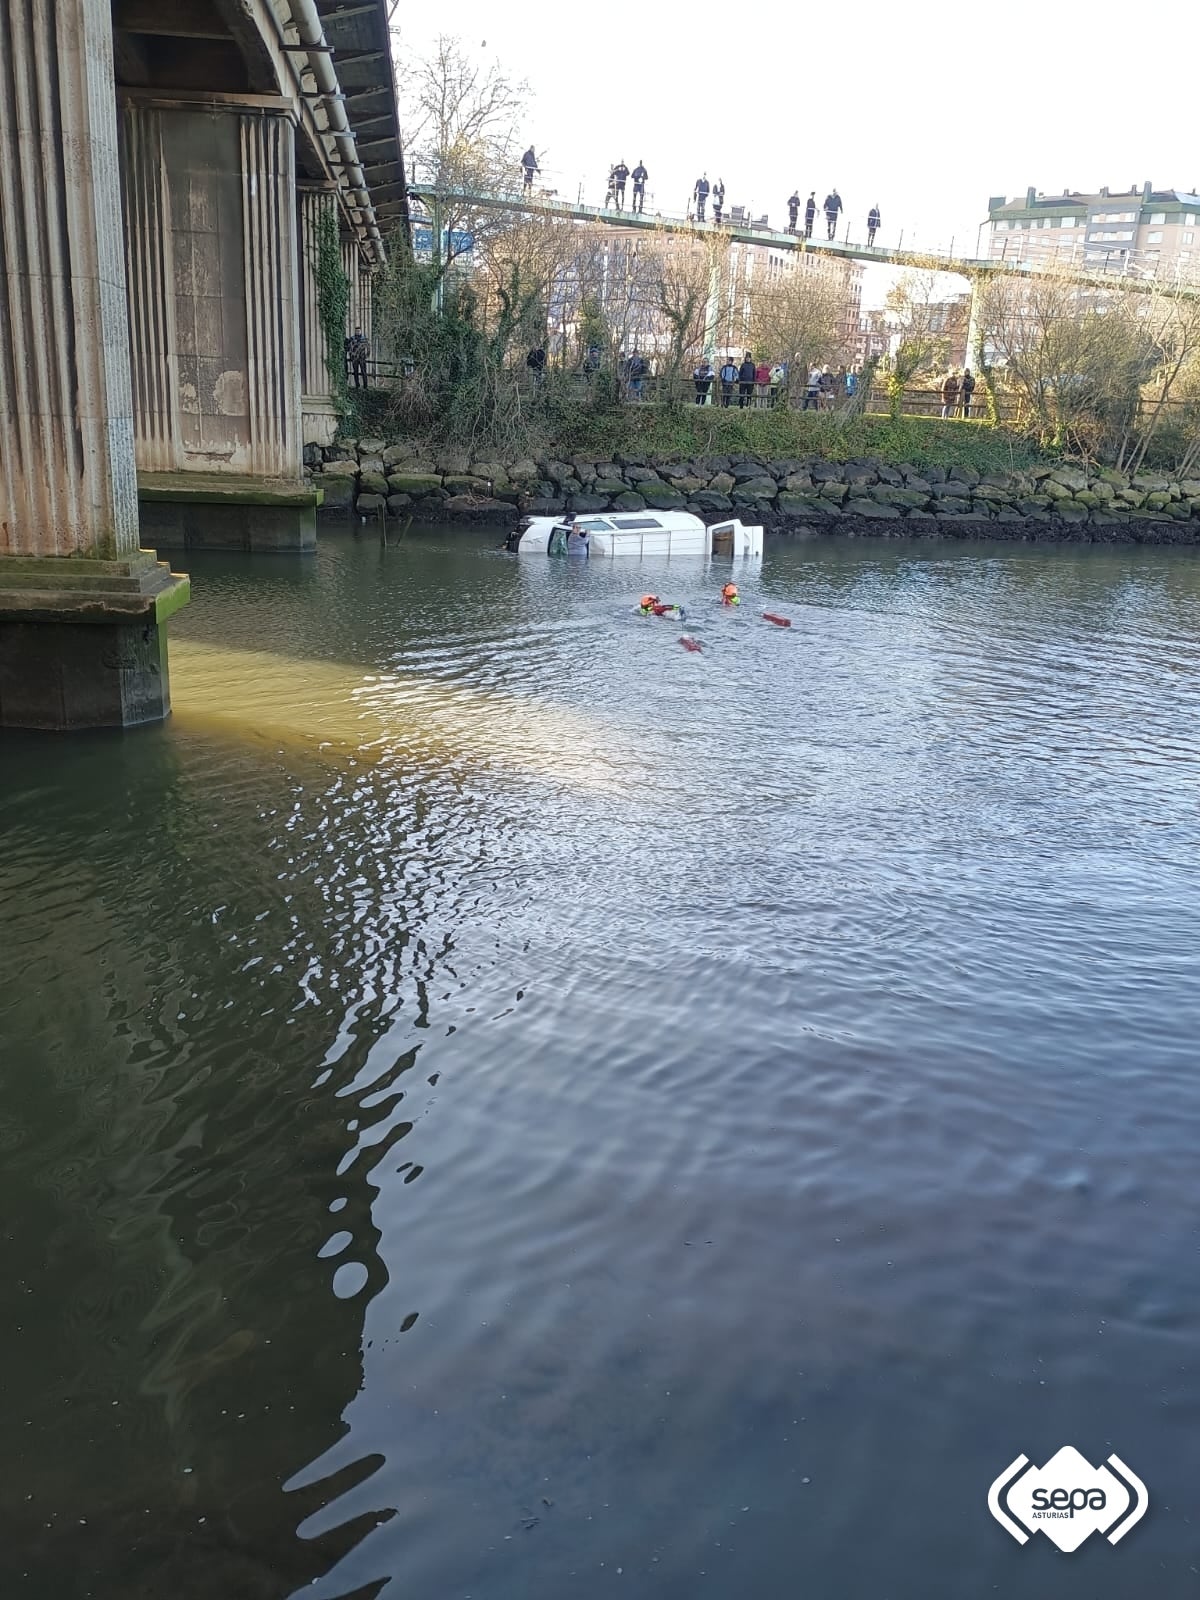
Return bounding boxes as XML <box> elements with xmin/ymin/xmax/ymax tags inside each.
<box><xmin>550</xmin><ymin>408</ymin><xmax>1051</xmax><ymax>474</ymax></box>
<box><xmin>351</xmin><ymin>390</ymin><xmax>1052</xmax><ymax>475</ymax></box>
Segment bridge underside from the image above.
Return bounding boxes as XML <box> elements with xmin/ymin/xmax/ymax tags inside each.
<box><xmin>0</xmin><ymin>0</ymin><xmax>406</xmax><ymax>728</ymax></box>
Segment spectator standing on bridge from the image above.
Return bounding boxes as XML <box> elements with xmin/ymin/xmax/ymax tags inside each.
<box><xmin>719</xmin><ymin>356</ymin><xmax>738</xmax><ymax>406</ymax></box>
<box><xmin>712</xmin><ymin>179</ymin><xmax>725</xmax><ymax>225</ymax></box>
<box><xmin>787</xmin><ymin>191</ymin><xmax>801</xmax><ymax>233</ymax></box>
<box><xmin>867</xmin><ymin>204</ymin><xmax>881</xmax><ymax>246</ymax></box>
<box><xmin>632</xmin><ymin>161</ymin><xmax>648</xmax><ymax>213</ymax></box>
<box><xmin>940</xmin><ymin>370</ymin><xmax>959</xmax><ymax>418</ymax></box>
<box><xmin>738</xmin><ymin>352</ymin><xmax>756</xmax><ymax>408</ymax></box>
<box><xmin>628</xmin><ymin>350</ymin><xmax>647</xmax><ymax>399</ymax></box>
<box><xmin>819</xmin><ymin>366</ymin><xmax>836</xmax><ymax>408</ymax></box>
<box><xmin>527</xmin><ymin>345</ymin><xmax>547</xmax><ymax>387</ymax></box>
<box><xmin>521</xmin><ymin>147</ymin><xmax>539</xmax><ymax>192</ymax></box>
<box><xmin>693</xmin><ymin>174</ymin><xmax>710</xmax><ymax>221</ymax></box>
<box><xmin>693</xmin><ymin>358</ymin><xmax>714</xmax><ymax>404</ymax></box>
<box><xmin>804</xmin><ymin>192</ymin><xmax>816</xmax><ymax>239</ymax></box>
<box><xmin>345</xmin><ymin>328</ymin><xmax>369</xmax><ymax>389</ymax></box>
<box><xmin>755</xmin><ymin>358</ymin><xmax>771</xmax><ymax>406</ymax></box>
<box><xmin>824</xmin><ymin>189</ymin><xmax>842</xmax><ymax>240</ymax></box>
<box><xmin>960</xmin><ymin>368</ymin><xmax>976</xmax><ymax>418</ymax></box>
<box><xmin>613</xmin><ymin>159</ymin><xmax>630</xmax><ymax>210</ymax></box>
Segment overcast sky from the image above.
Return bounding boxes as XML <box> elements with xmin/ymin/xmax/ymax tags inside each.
<box><xmin>396</xmin><ymin>0</ymin><xmax>1196</xmax><ymax>299</ymax></box>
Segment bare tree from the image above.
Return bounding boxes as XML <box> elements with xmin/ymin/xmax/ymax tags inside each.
<box><xmin>883</xmin><ymin>270</ymin><xmax>956</xmax><ymax>419</ymax></box>
<box><xmin>978</xmin><ymin>269</ymin><xmax>1155</xmax><ymax>452</ymax></box>
<box><xmin>749</xmin><ymin>259</ymin><xmax>845</xmax><ymax>401</ymax></box>
<box><xmin>400</xmin><ymin>35</ymin><xmax>529</xmax><ymax>275</ymax></box>
<box><xmin>565</xmin><ymin>227</ymin><xmax>663</xmax><ymax>394</ymax></box>
<box><xmin>643</xmin><ymin>235</ymin><xmax>715</xmax><ymax>396</ymax></box>
<box><xmin>1120</xmin><ymin>287</ymin><xmax>1200</xmax><ymax>471</ymax></box>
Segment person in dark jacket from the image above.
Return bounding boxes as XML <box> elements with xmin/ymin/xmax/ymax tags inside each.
<box><xmin>719</xmin><ymin>357</ymin><xmax>738</xmax><ymax>406</ymax></box>
<box><xmin>738</xmin><ymin>352</ymin><xmax>756</xmax><ymax>408</ymax></box>
<box><xmin>521</xmin><ymin>147</ymin><xmax>539</xmax><ymax>191</ymax></box>
<box><xmin>867</xmin><ymin>204</ymin><xmax>881</xmax><ymax>246</ymax></box>
<box><xmin>960</xmin><ymin>369</ymin><xmax>976</xmax><ymax>417</ymax></box>
<box><xmin>824</xmin><ymin>189</ymin><xmax>842</xmax><ymax>240</ymax></box>
<box><xmin>693</xmin><ymin>358</ymin><xmax>714</xmax><ymax>404</ymax></box>
<box><xmin>631</xmin><ymin>161</ymin><xmax>648</xmax><ymax>213</ymax></box>
<box><xmin>787</xmin><ymin>191</ymin><xmax>800</xmax><ymax>232</ymax></box>
<box><xmin>804</xmin><ymin>192</ymin><xmax>816</xmax><ymax>239</ymax></box>
<box><xmin>345</xmin><ymin>328</ymin><xmax>369</xmax><ymax>388</ymax></box>
<box><xmin>712</xmin><ymin>179</ymin><xmax>725</xmax><ymax>224</ymax></box>
<box><xmin>693</xmin><ymin>174</ymin><xmax>710</xmax><ymax>221</ymax></box>
<box><xmin>613</xmin><ymin>159</ymin><xmax>629</xmax><ymax>210</ymax></box>
<box><xmin>526</xmin><ymin>346</ymin><xmax>546</xmax><ymax>386</ymax></box>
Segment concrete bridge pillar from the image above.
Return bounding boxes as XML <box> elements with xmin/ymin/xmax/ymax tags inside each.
<box><xmin>122</xmin><ymin>94</ymin><xmax>317</xmax><ymax>552</ymax></box>
<box><xmin>299</xmin><ymin>186</ymin><xmax>340</xmax><ymax>446</ymax></box>
<box><xmin>0</xmin><ymin>0</ymin><xmax>188</xmax><ymax>730</ymax></box>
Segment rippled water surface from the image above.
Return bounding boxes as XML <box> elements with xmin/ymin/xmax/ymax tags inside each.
<box><xmin>3</xmin><ymin>529</ymin><xmax>1200</xmax><ymax>1598</ymax></box>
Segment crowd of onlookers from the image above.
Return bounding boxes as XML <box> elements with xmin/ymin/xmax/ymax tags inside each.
<box><xmin>526</xmin><ymin>342</ymin><xmax>980</xmax><ymax>418</ymax></box>
<box><xmin>520</xmin><ymin>148</ymin><xmax>886</xmax><ymax>247</ymax></box>
<box><xmin>688</xmin><ymin>356</ymin><xmax>863</xmax><ymax>408</ymax></box>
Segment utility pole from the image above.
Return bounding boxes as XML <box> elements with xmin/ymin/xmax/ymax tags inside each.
<box><xmin>431</xmin><ymin>191</ymin><xmax>444</xmax><ymax>314</ymax></box>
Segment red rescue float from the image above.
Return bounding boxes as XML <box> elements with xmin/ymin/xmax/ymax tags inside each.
<box><xmin>679</xmin><ymin>635</ymin><xmax>703</xmax><ymax>652</ymax></box>
<box><xmin>762</xmin><ymin>612</ymin><xmax>792</xmax><ymax>627</ymax></box>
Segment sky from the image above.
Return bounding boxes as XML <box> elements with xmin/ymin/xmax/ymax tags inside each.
<box><xmin>395</xmin><ymin>0</ymin><xmax>1197</xmax><ymax>303</ymax></box>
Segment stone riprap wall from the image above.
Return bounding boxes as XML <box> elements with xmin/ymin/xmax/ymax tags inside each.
<box><xmin>304</xmin><ymin>438</ymin><xmax>1200</xmax><ymax>542</ymax></box>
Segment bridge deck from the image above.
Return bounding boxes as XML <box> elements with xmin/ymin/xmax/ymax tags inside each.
<box><xmin>406</xmin><ymin>183</ymin><xmax>995</xmax><ymax>274</ymax></box>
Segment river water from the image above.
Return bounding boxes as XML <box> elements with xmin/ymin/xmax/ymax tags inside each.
<box><xmin>3</xmin><ymin>528</ymin><xmax>1200</xmax><ymax>1598</ymax></box>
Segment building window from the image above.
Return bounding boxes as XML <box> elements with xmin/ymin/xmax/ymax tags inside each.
<box><xmin>1149</xmin><ymin>212</ymin><xmax>1166</xmax><ymax>225</ymax></box>
<box><xmin>1148</xmin><ymin>231</ymin><xmax>1163</xmax><ymax>243</ymax></box>
<box><xmin>994</xmin><ymin>220</ymin><xmax>1009</xmax><ymax>230</ymax></box>
<box><xmin>1184</xmin><ymin>232</ymin><xmax>1194</xmax><ymax>244</ymax></box>
<box><xmin>1059</xmin><ymin>217</ymin><xmax>1076</xmax><ymax>227</ymax></box>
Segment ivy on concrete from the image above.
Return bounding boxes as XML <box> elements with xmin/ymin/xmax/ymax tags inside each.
<box><xmin>315</xmin><ymin>204</ymin><xmax>350</xmax><ymax>407</ymax></box>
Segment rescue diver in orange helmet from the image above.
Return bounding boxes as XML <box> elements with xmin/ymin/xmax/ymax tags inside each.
<box><xmin>721</xmin><ymin>582</ymin><xmax>740</xmax><ymax>606</ymax></box>
<box><xmin>639</xmin><ymin>593</ymin><xmax>686</xmax><ymax>619</ymax></box>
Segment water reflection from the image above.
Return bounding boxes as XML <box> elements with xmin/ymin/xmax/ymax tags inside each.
<box><xmin>3</xmin><ymin>530</ymin><xmax>1200</xmax><ymax>1599</ymax></box>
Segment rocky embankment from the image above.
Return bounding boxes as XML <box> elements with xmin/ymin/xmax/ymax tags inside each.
<box><xmin>305</xmin><ymin>437</ymin><xmax>1200</xmax><ymax>542</ymax></box>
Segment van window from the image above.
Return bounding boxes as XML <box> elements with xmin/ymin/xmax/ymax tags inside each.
<box><xmin>610</xmin><ymin>517</ymin><xmax>664</xmax><ymax>530</ymax></box>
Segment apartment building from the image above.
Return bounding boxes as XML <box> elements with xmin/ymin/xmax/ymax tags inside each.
<box><xmin>986</xmin><ymin>183</ymin><xmax>1200</xmax><ymax>280</ymax></box>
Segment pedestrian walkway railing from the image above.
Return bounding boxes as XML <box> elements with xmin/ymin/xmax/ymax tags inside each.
<box><xmin>355</xmin><ymin>362</ymin><xmax>1198</xmax><ymax>429</ymax></box>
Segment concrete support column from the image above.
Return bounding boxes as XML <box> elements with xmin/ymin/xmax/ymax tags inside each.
<box><xmin>122</xmin><ymin>95</ymin><xmax>316</xmax><ymax>551</ymax></box>
<box><xmin>299</xmin><ymin>186</ymin><xmax>339</xmax><ymax>446</ymax></box>
<box><xmin>341</xmin><ymin>237</ymin><xmax>360</xmax><ymax>337</ymax></box>
<box><xmin>0</xmin><ymin>0</ymin><xmax>187</xmax><ymax>729</ymax></box>
<box><xmin>358</xmin><ymin>269</ymin><xmax>374</xmax><ymax>348</ymax></box>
